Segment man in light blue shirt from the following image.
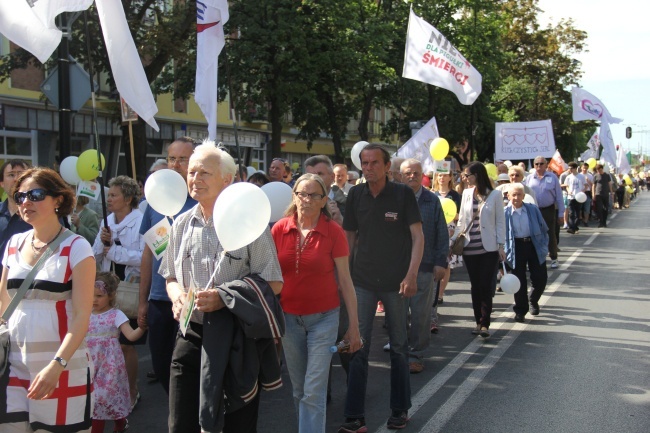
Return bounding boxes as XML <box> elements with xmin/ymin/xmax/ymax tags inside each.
<box><xmin>523</xmin><ymin>156</ymin><xmax>564</xmax><ymax>268</ymax></box>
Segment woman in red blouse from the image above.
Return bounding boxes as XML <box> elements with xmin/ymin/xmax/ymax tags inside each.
<box><xmin>271</xmin><ymin>173</ymin><xmax>361</xmax><ymax>433</ymax></box>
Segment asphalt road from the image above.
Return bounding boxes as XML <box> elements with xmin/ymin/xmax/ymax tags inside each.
<box><xmin>121</xmin><ymin>191</ymin><xmax>650</xmax><ymax>433</ymax></box>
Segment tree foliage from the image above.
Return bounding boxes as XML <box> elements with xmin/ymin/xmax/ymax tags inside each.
<box><xmin>1</xmin><ymin>0</ymin><xmax>593</xmax><ymax>166</ymax></box>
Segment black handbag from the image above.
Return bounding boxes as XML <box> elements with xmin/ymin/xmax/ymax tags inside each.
<box><xmin>0</xmin><ymin>230</ymin><xmax>73</xmax><ymax>377</ymax></box>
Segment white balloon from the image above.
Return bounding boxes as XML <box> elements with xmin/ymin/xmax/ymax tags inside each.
<box><xmin>500</xmin><ymin>274</ymin><xmax>521</xmax><ymax>294</ymax></box>
<box><xmin>261</xmin><ymin>182</ymin><xmax>293</xmax><ymax>223</ymax></box>
<box><xmin>575</xmin><ymin>191</ymin><xmax>587</xmax><ymax>203</ymax></box>
<box><xmin>351</xmin><ymin>141</ymin><xmax>369</xmax><ymax>170</ymax></box>
<box><xmin>247</xmin><ymin>166</ymin><xmax>257</xmax><ymax>178</ymax></box>
<box><xmin>503</xmin><ymin>160</ymin><xmax>513</xmax><ymax>168</ymax></box>
<box><xmin>60</xmin><ymin>156</ymin><xmax>81</xmax><ymax>185</ymax></box>
<box><xmin>144</xmin><ymin>169</ymin><xmax>188</xmax><ymax>216</ymax></box>
<box><xmin>523</xmin><ymin>194</ymin><xmax>536</xmax><ymax>204</ymax></box>
<box><xmin>214</xmin><ymin>182</ymin><xmax>271</xmax><ymax>251</ymax></box>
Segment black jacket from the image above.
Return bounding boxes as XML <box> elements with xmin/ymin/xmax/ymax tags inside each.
<box><xmin>199</xmin><ymin>274</ymin><xmax>285</xmax><ymax>433</ymax></box>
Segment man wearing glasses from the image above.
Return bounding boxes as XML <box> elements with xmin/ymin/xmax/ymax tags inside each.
<box><xmin>523</xmin><ymin>156</ymin><xmax>564</xmax><ymax>269</ymax></box>
<box><xmin>138</xmin><ymin>137</ymin><xmax>197</xmax><ymax>394</ymax></box>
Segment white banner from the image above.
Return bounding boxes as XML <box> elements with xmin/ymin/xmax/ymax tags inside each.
<box><xmin>396</xmin><ymin>116</ymin><xmax>439</xmax><ymax>175</ymax></box>
<box><xmin>95</xmin><ymin>0</ymin><xmax>159</xmax><ymax>131</ymax></box>
<box><xmin>195</xmin><ymin>0</ymin><xmax>229</xmax><ymax>140</ymax></box>
<box><xmin>571</xmin><ymin>87</ymin><xmax>622</xmax><ymax>124</ymax></box>
<box><xmin>599</xmin><ymin>121</ymin><xmax>617</xmax><ymax>168</ymax></box>
<box><xmin>402</xmin><ymin>8</ymin><xmax>481</xmax><ymax>105</ymax></box>
<box><xmin>495</xmin><ymin>120</ymin><xmax>555</xmax><ymax>160</ymax></box>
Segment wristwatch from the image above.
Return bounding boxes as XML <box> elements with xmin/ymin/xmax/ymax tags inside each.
<box><xmin>53</xmin><ymin>357</ymin><xmax>68</xmax><ymax>369</ymax></box>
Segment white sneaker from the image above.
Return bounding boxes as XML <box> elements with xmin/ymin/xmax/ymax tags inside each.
<box><xmin>551</xmin><ymin>260</ymin><xmax>559</xmax><ymax>269</ymax></box>
<box><xmin>383</xmin><ymin>342</ymin><xmax>391</xmax><ymax>352</ymax></box>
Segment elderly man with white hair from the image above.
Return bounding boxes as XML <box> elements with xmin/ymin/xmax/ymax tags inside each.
<box><xmin>160</xmin><ymin>141</ymin><xmax>283</xmax><ymax>433</ymax></box>
<box><xmin>504</xmin><ymin>183</ymin><xmax>549</xmax><ymax>322</ymax></box>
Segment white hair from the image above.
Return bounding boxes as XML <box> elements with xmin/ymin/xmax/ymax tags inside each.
<box><xmin>192</xmin><ymin>140</ymin><xmax>237</xmax><ymax>178</ymax></box>
<box><xmin>509</xmin><ymin>182</ymin><xmax>525</xmax><ymax>194</ymax></box>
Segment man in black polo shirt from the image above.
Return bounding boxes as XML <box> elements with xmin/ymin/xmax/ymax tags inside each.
<box><xmin>339</xmin><ymin>144</ymin><xmax>424</xmax><ymax>432</ymax></box>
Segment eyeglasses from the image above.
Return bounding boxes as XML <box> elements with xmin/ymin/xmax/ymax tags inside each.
<box><xmin>461</xmin><ymin>173</ymin><xmax>474</xmax><ymax>178</ymax></box>
<box><xmin>295</xmin><ymin>191</ymin><xmax>325</xmax><ymax>201</ymax></box>
<box><xmin>167</xmin><ymin>156</ymin><xmax>190</xmax><ymax>165</ymax></box>
<box><xmin>272</xmin><ymin>158</ymin><xmax>287</xmax><ymax>163</ymax></box>
<box><xmin>534</xmin><ymin>162</ymin><xmax>546</xmax><ymax>166</ymax></box>
<box><xmin>14</xmin><ymin>188</ymin><xmax>54</xmax><ymax>205</ymax></box>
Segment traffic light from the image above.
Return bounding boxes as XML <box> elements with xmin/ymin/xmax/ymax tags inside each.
<box><xmin>626</xmin><ymin>126</ymin><xmax>632</xmax><ymax>139</ymax></box>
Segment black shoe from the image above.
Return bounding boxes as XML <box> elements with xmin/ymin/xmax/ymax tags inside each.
<box><xmin>479</xmin><ymin>327</ymin><xmax>490</xmax><ymax>338</ymax></box>
<box><xmin>530</xmin><ymin>303</ymin><xmax>540</xmax><ymax>316</ymax></box>
<box><xmin>514</xmin><ymin>314</ymin><xmax>525</xmax><ymax>323</ymax></box>
<box><xmin>338</xmin><ymin>418</ymin><xmax>367</xmax><ymax>433</ymax></box>
<box><xmin>146</xmin><ymin>371</ymin><xmax>157</xmax><ymax>381</ymax></box>
<box><xmin>387</xmin><ymin>411</ymin><xmax>409</xmax><ymax>429</ymax></box>
<box><xmin>566</xmin><ymin>228</ymin><xmax>575</xmax><ymax>234</ymax></box>
<box><xmin>437</xmin><ymin>298</ymin><xmax>444</xmax><ymax>305</ymax></box>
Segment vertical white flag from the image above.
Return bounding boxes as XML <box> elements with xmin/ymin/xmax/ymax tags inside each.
<box><xmin>580</xmin><ymin>129</ymin><xmax>600</xmax><ymax>161</ymax></box>
<box><xmin>195</xmin><ymin>0</ymin><xmax>229</xmax><ymax>140</ymax></box>
<box><xmin>0</xmin><ymin>0</ymin><xmax>92</xmax><ymax>64</ymax></box>
<box><xmin>571</xmin><ymin>87</ymin><xmax>622</xmax><ymax>124</ymax></box>
<box><xmin>95</xmin><ymin>0</ymin><xmax>159</xmax><ymax>131</ymax></box>
<box><xmin>599</xmin><ymin>121</ymin><xmax>617</xmax><ymax>168</ymax></box>
<box><xmin>396</xmin><ymin>117</ymin><xmax>439</xmax><ymax>175</ymax></box>
<box><xmin>402</xmin><ymin>8</ymin><xmax>482</xmax><ymax>105</ymax></box>
<box><xmin>616</xmin><ymin>144</ymin><xmax>631</xmax><ymax>175</ymax></box>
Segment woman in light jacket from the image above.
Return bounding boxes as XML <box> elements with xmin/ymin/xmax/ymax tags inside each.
<box><xmin>453</xmin><ymin>162</ymin><xmax>505</xmax><ymax>338</ymax></box>
<box><xmin>92</xmin><ymin>175</ymin><xmax>145</xmax><ymax>409</ymax></box>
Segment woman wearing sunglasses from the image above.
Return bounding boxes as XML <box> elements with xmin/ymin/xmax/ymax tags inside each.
<box><xmin>91</xmin><ymin>175</ymin><xmax>145</xmax><ymax>412</ymax></box>
<box><xmin>453</xmin><ymin>162</ymin><xmax>506</xmax><ymax>338</ymax></box>
<box><xmin>0</xmin><ymin>167</ymin><xmax>96</xmax><ymax>432</ymax></box>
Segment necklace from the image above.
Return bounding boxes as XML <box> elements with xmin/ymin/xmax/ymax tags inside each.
<box><xmin>294</xmin><ymin>226</ymin><xmax>315</xmax><ymax>275</ymax></box>
<box><xmin>31</xmin><ymin>226</ymin><xmax>63</xmax><ymax>260</ymax></box>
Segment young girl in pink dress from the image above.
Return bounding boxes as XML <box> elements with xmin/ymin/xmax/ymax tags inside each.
<box><xmin>87</xmin><ymin>272</ymin><xmax>146</xmax><ymax>433</ymax></box>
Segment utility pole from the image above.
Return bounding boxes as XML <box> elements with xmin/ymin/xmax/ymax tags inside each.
<box><xmin>57</xmin><ymin>13</ymin><xmax>72</xmax><ymax>160</ymax></box>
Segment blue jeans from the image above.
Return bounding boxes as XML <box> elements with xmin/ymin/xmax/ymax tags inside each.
<box><xmin>407</xmin><ymin>271</ymin><xmax>435</xmax><ymax>363</ymax></box>
<box><xmin>344</xmin><ymin>286</ymin><xmax>411</xmax><ymax>418</ymax></box>
<box><xmin>283</xmin><ymin>307</ymin><xmax>339</xmax><ymax>433</ymax></box>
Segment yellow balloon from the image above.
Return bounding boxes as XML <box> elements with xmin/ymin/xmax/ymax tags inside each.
<box><xmin>291</xmin><ymin>162</ymin><xmax>300</xmax><ymax>171</ymax></box>
<box><xmin>429</xmin><ymin>138</ymin><xmax>449</xmax><ymax>161</ymax></box>
<box><xmin>77</xmin><ymin>149</ymin><xmax>106</xmax><ymax>181</ymax></box>
<box><xmin>586</xmin><ymin>158</ymin><xmax>597</xmax><ymax>170</ymax></box>
<box><xmin>623</xmin><ymin>175</ymin><xmax>632</xmax><ymax>186</ymax></box>
<box><xmin>485</xmin><ymin>163</ymin><xmax>498</xmax><ymax>180</ymax></box>
<box><xmin>439</xmin><ymin>197</ymin><xmax>457</xmax><ymax>224</ymax></box>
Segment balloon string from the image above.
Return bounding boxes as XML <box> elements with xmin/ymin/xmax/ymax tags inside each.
<box><xmin>502</xmin><ymin>261</ymin><xmax>507</xmax><ymax>275</ymax></box>
<box><xmin>205</xmin><ymin>252</ymin><xmax>225</xmax><ymax>290</ymax></box>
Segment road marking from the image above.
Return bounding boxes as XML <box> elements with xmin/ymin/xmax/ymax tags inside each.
<box><xmin>415</xmin><ymin>272</ymin><xmax>569</xmax><ymax>433</ymax></box>
<box><xmin>584</xmin><ymin>232</ymin><xmax>599</xmax><ymax>245</ymax></box>
<box><xmin>559</xmin><ymin>249</ymin><xmax>582</xmax><ymax>271</ymax></box>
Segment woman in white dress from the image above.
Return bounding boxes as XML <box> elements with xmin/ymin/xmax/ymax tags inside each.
<box><xmin>0</xmin><ymin>167</ymin><xmax>95</xmax><ymax>432</ymax></box>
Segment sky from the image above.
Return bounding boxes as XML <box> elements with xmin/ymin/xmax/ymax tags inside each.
<box><xmin>537</xmin><ymin>0</ymin><xmax>650</xmax><ymax>157</ymax></box>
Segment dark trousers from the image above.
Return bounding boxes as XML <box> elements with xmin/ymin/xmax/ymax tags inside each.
<box><xmin>595</xmin><ymin>195</ymin><xmax>609</xmax><ymax>227</ymax></box>
<box><xmin>568</xmin><ymin>199</ymin><xmax>581</xmax><ymax>231</ymax></box>
<box><xmin>539</xmin><ymin>205</ymin><xmax>558</xmax><ymax>260</ymax></box>
<box><xmin>511</xmin><ymin>239</ymin><xmax>548</xmax><ymax>315</ymax></box>
<box><xmin>148</xmin><ymin>299</ymin><xmax>178</xmax><ymax>394</ymax></box>
<box><xmin>463</xmin><ymin>251</ymin><xmax>499</xmax><ymax>329</ymax></box>
<box><xmin>168</xmin><ymin>322</ymin><xmax>260</xmax><ymax>433</ymax></box>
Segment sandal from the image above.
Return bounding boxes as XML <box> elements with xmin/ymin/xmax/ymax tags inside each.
<box><xmin>130</xmin><ymin>392</ymin><xmax>140</xmax><ymax>412</ymax></box>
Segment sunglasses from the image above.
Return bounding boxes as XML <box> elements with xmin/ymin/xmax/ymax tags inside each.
<box><xmin>534</xmin><ymin>162</ymin><xmax>546</xmax><ymax>166</ymax></box>
<box><xmin>14</xmin><ymin>188</ymin><xmax>55</xmax><ymax>205</ymax></box>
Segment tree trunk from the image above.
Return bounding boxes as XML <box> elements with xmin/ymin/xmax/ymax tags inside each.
<box><xmin>269</xmin><ymin>96</ymin><xmax>283</xmax><ymax>157</ymax></box>
<box><xmin>325</xmin><ymin>93</ymin><xmax>344</xmax><ymax>163</ymax></box>
<box><xmin>358</xmin><ymin>90</ymin><xmax>374</xmax><ymax>141</ymax></box>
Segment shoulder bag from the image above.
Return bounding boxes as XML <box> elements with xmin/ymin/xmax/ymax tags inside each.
<box><xmin>0</xmin><ymin>230</ymin><xmax>73</xmax><ymax>377</ymax></box>
<box><xmin>450</xmin><ymin>200</ymin><xmax>482</xmax><ymax>256</ymax></box>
